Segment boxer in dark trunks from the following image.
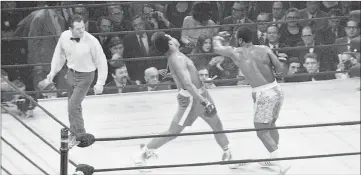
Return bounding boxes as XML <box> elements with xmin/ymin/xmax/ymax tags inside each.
<box><xmin>213</xmin><ymin>27</ymin><xmax>291</xmax><ymax>174</ymax></box>
<box><xmin>132</xmin><ymin>32</ymin><xmax>237</xmax><ymax>170</ymax></box>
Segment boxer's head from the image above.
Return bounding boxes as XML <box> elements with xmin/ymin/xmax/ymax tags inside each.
<box><xmin>153</xmin><ymin>32</ymin><xmax>179</xmax><ymax>54</ymax></box>
<box><xmin>236</xmin><ymin>27</ymin><xmax>253</xmax><ymax>47</ymax></box>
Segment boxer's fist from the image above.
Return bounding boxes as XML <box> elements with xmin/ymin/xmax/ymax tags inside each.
<box><xmin>201</xmin><ymin>101</ymin><xmax>217</xmax><ymax>117</ymax></box>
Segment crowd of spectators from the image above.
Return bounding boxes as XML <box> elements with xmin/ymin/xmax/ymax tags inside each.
<box><xmin>1</xmin><ymin>1</ymin><xmax>360</xmax><ymax>103</ymax></box>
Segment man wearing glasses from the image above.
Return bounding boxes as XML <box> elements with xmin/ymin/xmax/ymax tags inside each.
<box><xmin>335</xmin><ymin>19</ymin><xmax>360</xmax><ymax>55</ymax></box>
<box><xmin>296</xmin><ymin>26</ymin><xmax>338</xmax><ymax>71</ymax></box>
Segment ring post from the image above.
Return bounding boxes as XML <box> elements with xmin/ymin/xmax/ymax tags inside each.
<box><xmin>60</xmin><ymin>128</ymin><xmax>69</xmax><ymax>175</ymax></box>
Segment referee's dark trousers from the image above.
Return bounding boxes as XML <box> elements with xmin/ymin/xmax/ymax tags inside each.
<box><xmin>66</xmin><ymin>68</ymin><xmax>95</xmax><ymax>136</ymax></box>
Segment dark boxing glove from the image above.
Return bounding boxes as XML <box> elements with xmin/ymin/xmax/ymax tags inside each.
<box><xmin>201</xmin><ymin>101</ymin><xmax>217</xmax><ymax>117</ymax></box>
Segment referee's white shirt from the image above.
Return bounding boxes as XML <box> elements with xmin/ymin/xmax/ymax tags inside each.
<box><xmin>50</xmin><ymin>30</ymin><xmax>108</xmax><ymax>85</ymax></box>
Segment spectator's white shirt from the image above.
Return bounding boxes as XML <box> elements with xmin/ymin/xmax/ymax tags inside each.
<box><xmin>50</xmin><ymin>30</ymin><xmax>108</xmax><ymax>85</ymax></box>
<box><xmin>257</xmin><ymin>30</ymin><xmax>267</xmax><ymax>40</ymax></box>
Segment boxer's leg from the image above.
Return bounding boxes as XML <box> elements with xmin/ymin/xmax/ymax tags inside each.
<box><xmin>200</xmin><ymin>91</ymin><xmax>229</xmax><ymax>151</ymax></box>
<box><xmin>270</xmin><ymin>86</ymin><xmax>284</xmax><ymax>146</ymax></box>
<box><xmin>147</xmin><ymin>122</ymin><xmax>186</xmax><ymax>150</ymax></box>
<box><xmin>253</xmin><ymin>89</ymin><xmax>279</xmax><ymax>153</ymax></box>
<box><xmin>134</xmin><ymin>94</ymin><xmax>196</xmax><ymax>167</ymax></box>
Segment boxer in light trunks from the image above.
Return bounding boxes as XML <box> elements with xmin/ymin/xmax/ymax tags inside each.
<box><xmin>132</xmin><ymin>32</ymin><xmax>237</xmax><ymax>169</ymax></box>
<box><xmin>213</xmin><ymin>27</ymin><xmax>291</xmax><ymax>174</ymax></box>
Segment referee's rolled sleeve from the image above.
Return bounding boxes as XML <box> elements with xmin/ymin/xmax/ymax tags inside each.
<box><xmin>50</xmin><ymin>33</ymin><xmax>66</xmax><ymax>75</ymax></box>
<box><xmin>93</xmin><ymin>39</ymin><xmax>108</xmax><ymax>86</ymax></box>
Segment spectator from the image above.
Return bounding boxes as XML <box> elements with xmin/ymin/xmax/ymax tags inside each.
<box><xmin>279</xmin><ymin>8</ymin><xmax>303</xmax><ymax>47</ymax></box>
<box><xmin>103</xmin><ymin>62</ymin><xmax>139</xmax><ymax>94</ymax></box>
<box><xmin>181</xmin><ymin>2</ymin><xmax>218</xmax><ymax>52</ymax></box>
<box><xmin>142</xmin><ymin>4</ymin><xmax>175</xmax><ymax>35</ymax></box>
<box><xmin>316</xmin><ymin>9</ymin><xmax>346</xmax><ymax>45</ymax></box>
<box><xmin>271</xmin><ymin>2</ymin><xmax>286</xmax><ymax>28</ymax></box>
<box><xmin>198</xmin><ymin>67</ymin><xmax>216</xmax><ymax>89</ymax></box>
<box><xmin>320</xmin><ymin>1</ymin><xmax>340</xmax><ymax>13</ymax></box>
<box><xmin>253</xmin><ymin>13</ymin><xmax>270</xmax><ymax>45</ymax></box>
<box><xmin>335</xmin><ymin>52</ymin><xmax>358</xmax><ymax>79</ymax></box>
<box><xmin>123</xmin><ymin>15</ymin><xmax>160</xmax><ymax>83</ymax></box>
<box><xmin>95</xmin><ymin>16</ymin><xmax>113</xmax><ymax>58</ymax></box>
<box><xmin>335</xmin><ymin>20</ymin><xmax>360</xmax><ymax>55</ymax></box>
<box><xmin>283</xmin><ymin>57</ymin><xmax>302</xmax><ymax>82</ymax></box>
<box><xmin>298</xmin><ymin>53</ymin><xmax>335</xmax><ymax>81</ymax></box>
<box><xmin>107</xmin><ymin>4</ymin><xmax>133</xmax><ymax>36</ymax></box>
<box><xmin>141</xmin><ymin>67</ymin><xmax>171</xmax><ymax>91</ymax></box>
<box><xmin>266</xmin><ymin>25</ymin><xmax>290</xmax><ymax>75</ymax></box>
<box><xmin>220</xmin><ymin>2</ymin><xmax>254</xmax><ymax>47</ymax></box>
<box><xmin>190</xmin><ymin>34</ymin><xmax>214</xmax><ymax>69</ymax></box>
<box><xmin>27</xmin><ymin>1</ymin><xmax>68</xmax><ymax>98</ymax></box>
<box><xmin>2</xmin><ymin>79</ymin><xmax>34</xmax><ymax>118</ymax></box>
<box><xmin>1</xmin><ymin>70</ymin><xmax>14</xmax><ymax>99</ymax></box>
<box><xmin>106</xmin><ymin>36</ymin><xmax>125</xmax><ymax>84</ymax></box>
<box><xmin>299</xmin><ymin>1</ymin><xmax>328</xmax><ymax>32</ymax></box>
<box><xmin>296</xmin><ymin>26</ymin><xmax>338</xmax><ymax>71</ymax></box>
<box><xmin>164</xmin><ymin>2</ymin><xmax>193</xmax><ymax>40</ymax></box>
<box><xmin>73</xmin><ymin>4</ymin><xmax>97</xmax><ymax>33</ymax></box>
<box><xmin>266</xmin><ymin>25</ymin><xmax>290</xmax><ymax>58</ymax></box>
<box><xmin>1</xmin><ymin>1</ymin><xmax>29</xmax><ymax>89</ymax></box>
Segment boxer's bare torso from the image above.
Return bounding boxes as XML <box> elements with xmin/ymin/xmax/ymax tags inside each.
<box><xmin>168</xmin><ymin>52</ymin><xmax>203</xmax><ymax>90</ymax></box>
<box><xmin>229</xmin><ymin>45</ymin><xmax>282</xmax><ymax>88</ymax></box>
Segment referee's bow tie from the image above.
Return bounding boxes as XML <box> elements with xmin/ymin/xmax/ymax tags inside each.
<box><xmin>70</xmin><ymin>37</ymin><xmax>80</xmax><ymax>42</ymax></box>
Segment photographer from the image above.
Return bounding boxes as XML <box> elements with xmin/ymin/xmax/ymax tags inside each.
<box><xmin>143</xmin><ymin>4</ymin><xmax>175</xmax><ymax>32</ymax></box>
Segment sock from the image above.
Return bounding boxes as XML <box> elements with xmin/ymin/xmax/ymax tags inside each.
<box><xmin>222</xmin><ymin>145</ymin><xmax>229</xmax><ymax>151</ymax></box>
<box><xmin>270</xmin><ymin>149</ymin><xmax>279</xmax><ymax>158</ymax></box>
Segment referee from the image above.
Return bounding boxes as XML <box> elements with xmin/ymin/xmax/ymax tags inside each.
<box><xmin>47</xmin><ymin>14</ymin><xmax>108</xmax><ymax>147</ymax></box>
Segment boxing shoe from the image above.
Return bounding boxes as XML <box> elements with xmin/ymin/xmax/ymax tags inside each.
<box><xmin>132</xmin><ymin>144</ymin><xmax>158</xmax><ymax>172</ymax></box>
<box><xmin>223</xmin><ymin>150</ymin><xmax>249</xmax><ymax>169</ymax></box>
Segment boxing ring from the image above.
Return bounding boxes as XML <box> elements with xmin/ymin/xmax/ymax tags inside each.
<box><xmin>1</xmin><ymin>2</ymin><xmax>361</xmax><ymax>175</ymax></box>
<box><xmin>2</xmin><ymin>78</ymin><xmax>360</xmax><ymax>174</ymax></box>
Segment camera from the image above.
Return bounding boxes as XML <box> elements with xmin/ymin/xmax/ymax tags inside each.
<box><xmin>150</xmin><ymin>11</ymin><xmax>159</xmax><ymax>19</ymax></box>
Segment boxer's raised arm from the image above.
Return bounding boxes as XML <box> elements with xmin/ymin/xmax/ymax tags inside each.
<box><xmin>212</xmin><ymin>36</ymin><xmax>235</xmax><ymax>58</ymax></box>
<box><xmin>267</xmin><ymin>47</ymin><xmax>285</xmax><ymax>75</ymax></box>
<box><xmin>169</xmin><ymin>57</ymin><xmax>207</xmax><ymax>103</ymax></box>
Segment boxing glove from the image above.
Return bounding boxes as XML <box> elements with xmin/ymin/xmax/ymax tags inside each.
<box><xmin>201</xmin><ymin>101</ymin><xmax>217</xmax><ymax>117</ymax></box>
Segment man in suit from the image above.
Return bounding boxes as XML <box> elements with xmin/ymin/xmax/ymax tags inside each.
<box><xmin>298</xmin><ymin>53</ymin><xmax>335</xmax><ymax>82</ymax></box>
<box><xmin>27</xmin><ymin>1</ymin><xmax>67</xmax><ymax>97</ymax></box>
<box><xmin>252</xmin><ymin>13</ymin><xmax>270</xmax><ymax>45</ymax></box>
<box><xmin>103</xmin><ymin>62</ymin><xmax>139</xmax><ymax>94</ymax></box>
<box><xmin>271</xmin><ymin>2</ymin><xmax>286</xmax><ymax>28</ymax></box>
<box><xmin>315</xmin><ymin>9</ymin><xmax>345</xmax><ymax>45</ymax></box>
<box><xmin>220</xmin><ymin>2</ymin><xmax>254</xmax><ymax>47</ymax></box>
<box><xmin>266</xmin><ymin>25</ymin><xmax>290</xmax><ymax>62</ymax></box>
<box><xmin>296</xmin><ymin>26</ymin><xmax>338</xmax><ymax>71</ymax></box>
<box><xmin>334</xmin><ymin>19</ymin><xmax>360</xmax><ymax>55</ymax></box>
<box><xmin>123</xmin><ymin>15</ymin><xmax>159</xmax><ymax>83</ymax></box>
<box><xmin>140</xmin><ymin>67</ymin><xmax>171</xmax><ymax>91</ymax></box>
<box><xmin>299</xmin><ymin>1</ymin><xmax>328</xmax><ymax>32</ymax></box>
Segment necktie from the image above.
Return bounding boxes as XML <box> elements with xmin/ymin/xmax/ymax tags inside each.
<box><xmin>139</xmin><ymin>34</ymin><xmax>147</xmax><ymax>56</ymax></box>
<box><xmin>259</xmin><ymin>33</ymin><xmax>265</xmax><ymax>45</ymax></box>
<box><xmin>70</xmin><ymin>37</ymin><xmax>80</xmax><ymax>42</ymax></box>
<box><xmin>332</xmin><ymin>28</ymin><xmax>338</xmax><ymax>38</ymax></box>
